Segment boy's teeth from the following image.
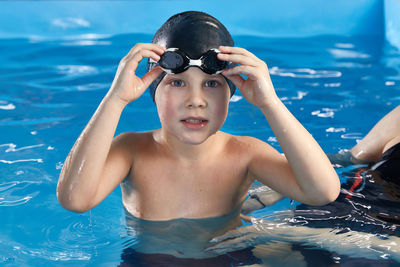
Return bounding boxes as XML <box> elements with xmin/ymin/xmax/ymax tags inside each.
<box><xmin>186</xmin><ymin>119</ymin><xmax>202</xmax><ymax>123</ymax></box>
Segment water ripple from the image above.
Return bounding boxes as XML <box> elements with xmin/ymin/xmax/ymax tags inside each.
<box><xmin>280</xmin><ymin>91</ymin><xmax>308</xmax><ymax>101</ymax></box>
<box><xmin>1</xmin><ymin>211</ymin><xmax>123</xmax><ymax>263</ymax></box>
<box><xmin>0</xmin><ymin>102</ymin><xmax>15</xmax><ymax>110</ymax></box>
<box><xmin>0</xmin><ymin>159</ymin><xmax>43</xmax><ymax>164</ymax></box>
<box><xmin>0</xmin><ymin>143</ymin><xmax>44</xmax><ymax>153</ymax></box>
<box><xmin>270</xmin><ymin>66</ymin><xmax>342</xmax><ymax>78</ymax></box>
<box><xmin>0</xmin><ymin>116</ymin><xmax>72</xmax><ymax>126</ymax></box>
<box><xmin>326</xmin><ymin>127</ymin><xmax>346</xmax><ymax>133</ymax></box>
<box><xmin>56</xmin><ymin>65</ymin><xmax>98</xmax><ymax>77</ymax></box>
<box><xmin>34</xmin><ymin>212</ymin><xmax>121</xmax><ymax>262</ymax></box>
<box><xmin>0</xmin><ymin>181</ymin><xmax>40</xmax><ymax>207</ymax></box>
<box><xmin>311</xmin><ymin>108</ymin><xmax>336</xmax><ymax>118</ymax></box>
<box><xmin>328</xmin><ymin>48</ymin><xmax>370</xmax><ymax>59</ymax></box>
<box><xmin>51</xmin><ymin>18</ymin><xmax>90</xmax><ymax>29</ymax></box>
<box><xmin>61</xmin><ymin>40</ymin><xmax>112</xmax><ymax>46</ymax></box>
<box><xmin>341</xmin><ymin>132</ymin><xmax>364</xmax><ymax>139</ymax></box>
<box><xmin>0</xmin><ymin>195</ymin><xmax>34</xmax><ymax>206</ymax></box>
<box><xmin>0</xmin><ymin>143</ymin><xmax>46</xmax><ymax>165</ymax></box>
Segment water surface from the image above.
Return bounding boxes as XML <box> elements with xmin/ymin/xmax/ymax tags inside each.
<box><xmin>0</xmin><ymin>33</ymin><xmax>399</xmax><ymax>265</ymax></box>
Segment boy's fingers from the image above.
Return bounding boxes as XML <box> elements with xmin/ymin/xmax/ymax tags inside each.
<box><xmin>218</xmin><ymin>53</ymin><xmax>258</xmax><ymax>67</ymax></box>
<box><xmin>141</xmin><ymin>66</ymin><xmax>164</xmax><ymax>88</ymax></box>
<box><xmin>118</xmin><ymin>48</ymin><xmax>163</xmax><ymax>81</ymax></box>
<box><xmin>219</xmin><ymin>46</ymin><xmax>258</xmax><ymax>59</ymax></box>
<box><xmin>127</xmin><ymin>43</ymin><xmax>165</xmax><ymax>61</ymax></box>
<box><xmin>124</xmin><ymin>50</ymin><xmax>160</xmax><ymax>73</ymax></box>
<box><xmin>129</xmin><ymin>43</ymin><xmax>165</xmax><ymax>54</ymax></box>
<box><xmin>131</xmin><ymin>50</ymin><xmax>161</xmax><ymax>64</ymax></box>
<box><xmin>224</xmin><ymin>65</ymin><xmax>256</xmax><ymax>78</ymax></box>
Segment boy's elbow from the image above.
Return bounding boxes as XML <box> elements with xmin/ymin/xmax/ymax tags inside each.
<box><xmin>320</xmin><ymin>187</ymin><xmax>340</xmax><ymax>205</ymax></box>
<box><xmin>56</xmin><ymin>189</ymin><xmax>92</xmax><ymax>213</ymax></box>
<box><xmin>62</xmin><ymin>202</ymin><xmax>90</xmax><ymax>213</ymax></box>
<box><xmin>327</xmin><ymin>173</ymin><xmax>341</xmax><ymax>203</ymax></box>
<box><xmin>309</xmin><ymin>180</ymin><xmax>341</xmax><ymax>206</ymax></box>
<box><xmin>304</xmin><ymin>193</ymin><xmax>338</xmax><ymax>206</ymax></box>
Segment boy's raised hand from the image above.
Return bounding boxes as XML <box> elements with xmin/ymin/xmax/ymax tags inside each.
<box><xmin>218</xmin><ymin>46</ymin><xmax>276</xmax><ymax>108</ymax></box>
<box><xmin>108</xmin><ymin>43</ymin><xmax>165</xmax><ymax>105</ymax></box>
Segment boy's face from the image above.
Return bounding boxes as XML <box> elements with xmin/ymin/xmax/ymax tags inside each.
<box><xmin>155</xmin><ymin>67</ymin><xmax>230</xmax><ymax>145</ymax></box>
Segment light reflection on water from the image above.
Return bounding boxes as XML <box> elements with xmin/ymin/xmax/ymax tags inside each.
<box><xmin>207</xmin><ymin>210</ymin><xmax>400</xmax><ymax>261</ymax></box>
<box><xmin>0</xmin><ymin>33</ymin><xmax>399</xmax><ymax>265</ymax></box>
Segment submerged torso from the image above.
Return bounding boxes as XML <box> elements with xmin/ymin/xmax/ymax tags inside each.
<box><xmin>123</xmin><ymin>205</ymin><xmax>243</xmax><ymax>258</ymax></box>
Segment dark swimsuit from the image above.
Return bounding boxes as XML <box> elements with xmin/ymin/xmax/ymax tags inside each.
<box><xmin>370</xmin><ymin>142</ymin><xmax>400</xmax><ymax>185</ymax></box>
<box><xmin>292</xmin><ymin>143</ymin><xmax>400</xmax><ymax>266</ymax></box>
<box><xmin>294</xmin><ymin>142</ymin><xmax>400</xmax><ymax>235</ymax></box>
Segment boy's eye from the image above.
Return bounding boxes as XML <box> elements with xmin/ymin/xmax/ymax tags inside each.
<box><xmin>204</xmin><ymin>80</ymin><xmax>220</xmax><ymax>88</ymax></box>
<box><xmin>170</xmin><ymin>80</ymin><xmax>185</xmax><ymax>87</ymax></box>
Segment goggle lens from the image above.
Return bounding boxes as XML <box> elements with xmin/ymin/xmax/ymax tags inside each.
<box><xmin>159</xmin><ymin>51</ymin><xmax>185</xmax><ymax>70</ymax></box>
<box><xmin>202</xmin><ymin>50</ymin><xmax>227</xmax><ymax>74</ymax></box>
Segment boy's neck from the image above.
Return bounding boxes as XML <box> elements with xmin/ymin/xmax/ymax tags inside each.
<box><xmin>153</xmin><ymin>129</ymin><xmax>224</xmax><ymax>162</ymax></box>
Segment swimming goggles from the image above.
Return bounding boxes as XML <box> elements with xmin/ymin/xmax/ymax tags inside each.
<box><xmin>155</xmin><ymin>48</ymin><xmax>228</xmax><ymax>75</ymax></box>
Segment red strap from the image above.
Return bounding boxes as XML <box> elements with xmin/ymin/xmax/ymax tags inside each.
<box><xmin>346</xmin><ymin>168</ymin><xmax>367</xmax><ymax>199</ymax></box>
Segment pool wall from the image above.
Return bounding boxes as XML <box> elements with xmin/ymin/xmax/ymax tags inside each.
<box><xmin>0</xmin><ymin>0</ymin><xmax>399</xmax><ymax>49</ymax></box>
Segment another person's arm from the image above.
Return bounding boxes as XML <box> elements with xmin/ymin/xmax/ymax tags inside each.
<box><xmin>241</xmin><ymin>184</ymin><xmax>284</xmax><ymax>215</ymax></box>
<box><xmin>351</xmin><ymin>105</ymin><xmax>400</xmax><ymax>162</ymax></box>
<box><xmin>327</xmin><ymin>105</ymin><xmax>400</xmax><ymax>166</ymax></box>
<box><xmin>219</xmin><ymin>46</ymin><xmax>340</xmax><ymax>206</ymax></box>
<box><xmin>57</xmin><ymin>44</ymin><xmax>165</xmax><ymax>212</ymax></box>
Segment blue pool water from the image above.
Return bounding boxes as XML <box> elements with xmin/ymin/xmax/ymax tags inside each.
<box><xmin>1</xmin><ymin>33</ymin><xmax>400</xmax><ymax>266</ymax></box>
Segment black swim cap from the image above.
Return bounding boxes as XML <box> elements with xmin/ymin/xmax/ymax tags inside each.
<box><xmin>147</xmin><ymin>11</ymin><xmax>236</xmax><ymax>102</ymax></box>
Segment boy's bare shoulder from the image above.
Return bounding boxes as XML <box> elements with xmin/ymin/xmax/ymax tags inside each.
<box><xmin>223</xmin><ymin>132</ymin><xmax>273</xmax><ymax>153</ymax></box>
<box><xmin>113</xmin><ymin>131</ymin><xmax>156</xmax><ymax>152</ymax></box>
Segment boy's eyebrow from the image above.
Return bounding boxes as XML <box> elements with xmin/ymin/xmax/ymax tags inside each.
<box><xmin>164</xmin><ymin>72</ymin><xmax>225</xmax><ymax>82</ymax></box>
<box><xmin>206</xmin><ymin>75</ymin><xmax>226</xmax><ymax>82</ymax></box>
<box><xmin>164</xmin><ymin>73</ymin><xmax>185</xmax><ymax>78</ymax></box>
<box><xmin>213</xmin><ymin>75</ymin><xmax>225</xmax><ymax>80</ymax></box>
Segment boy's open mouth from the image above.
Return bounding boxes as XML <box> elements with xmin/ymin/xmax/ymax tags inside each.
<box><xmin>181</xmin><ymin>117</ymin><xmax>208</xmax><ymax>129</ymax></box>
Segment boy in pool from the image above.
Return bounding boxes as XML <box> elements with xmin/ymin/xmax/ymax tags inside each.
<box><xmin>57</xmin><ymin>10</ymin><xmax>339</xmax><ymax>240</ymax></box>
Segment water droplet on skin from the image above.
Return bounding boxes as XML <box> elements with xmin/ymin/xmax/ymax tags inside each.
<box><xmin>355</xmin><ymin>150</ymin><xmax>364</xmax><ymax>158</ymax></box>
<box><xmin>77</xmin><ymin>159</ymin><xmax>86</xmax><ymax>175</ymax></box>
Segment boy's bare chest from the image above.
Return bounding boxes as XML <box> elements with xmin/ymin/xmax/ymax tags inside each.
<box><xmin>123</xmin><ymin>155</ymin><xmax>251</xmax><ymax>219</ymax></box>
<box><xmin>136</xmin><ymin>158</ymin><xmax>246</xmax><ymax>196</ymax></box>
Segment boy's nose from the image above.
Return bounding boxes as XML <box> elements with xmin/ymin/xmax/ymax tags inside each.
<box><xmin>185</xmin><ymin>88</ymin><xmax>207</xmax><ymax>108</ymax></box>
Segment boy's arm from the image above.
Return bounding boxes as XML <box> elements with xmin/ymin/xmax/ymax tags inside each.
<box><xmin>250</xmin><ymin>100</ymin><xmax>339</xmax><ymax>205</ymax></box>
<box><xmin>219</xmin><ymin>46</ymin><xmax>340</xmax><ymax>206</ymax></box>
<box><xmin>57</xmin><ymin>43</ymin><xmax>165</xmax><ymax>212</ymax></box>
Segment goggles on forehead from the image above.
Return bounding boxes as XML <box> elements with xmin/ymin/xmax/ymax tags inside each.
<box><xmin>155</xmin><ymin>48</ymin><xmax>228</xmax><ymax>75</ymax></box>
